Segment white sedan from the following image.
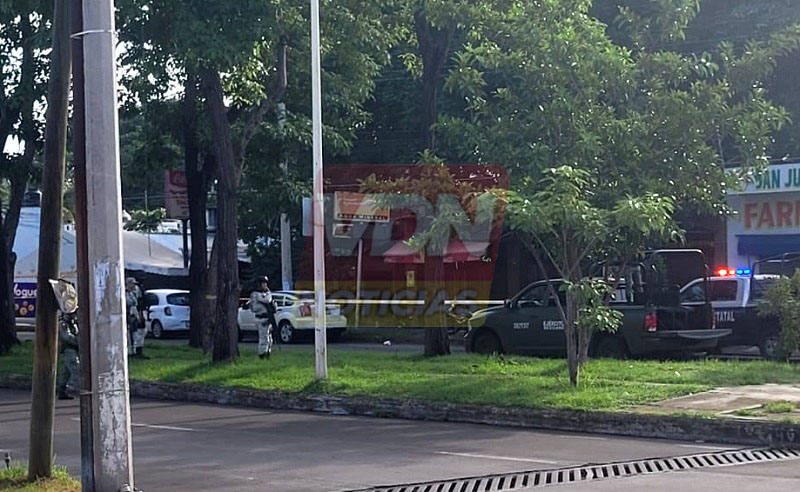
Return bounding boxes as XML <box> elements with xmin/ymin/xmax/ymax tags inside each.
<box><xmin>143</xmin><ymin>289</ymin><xmax>190</xmax><ymax>339</ymax></box>
<box><xmin>237</xmin><ymin>290</ymin><xmax>348</xmax><ymax>344</ymax></box>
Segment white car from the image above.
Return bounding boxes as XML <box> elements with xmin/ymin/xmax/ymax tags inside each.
<box><xmin>237</xmin><ymin>290</ymin><xmax>348</xmax><ymax>344</ymax></box>
<box><xmin>143</xmin><ymin>289</ymin><xmax>190</xmax><ymax>339</ymax></box>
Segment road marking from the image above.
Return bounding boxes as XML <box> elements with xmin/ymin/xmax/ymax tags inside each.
<box><xmin>553</xmin><ymin>434</ymin><xmax>608</xmax><ymax>441</ymax></box>
<box><xmin>71</xmin><ymin>418</ymin><xmax>197</xmax><ymax>432</ymax></box>
<box><xmin>677</xmin><ymin>444</ymin><xmax>736</xmax><ymax>451</ymax></box>
<box><xmin>435</xmin><ymin>451</ymin><xmax>559</xmax><ymax>465</ymax></box>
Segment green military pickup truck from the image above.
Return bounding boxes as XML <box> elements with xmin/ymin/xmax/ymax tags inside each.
<box><xmin>464</xmin><ymin>250</ymin><xmax>730</xmax><ymax>358</ymax></box>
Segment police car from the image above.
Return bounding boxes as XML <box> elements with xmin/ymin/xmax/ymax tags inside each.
<box><xmin>680</xmin><ymin>271</ymin><xmax>781</xmax><ymax>359</ymax></box>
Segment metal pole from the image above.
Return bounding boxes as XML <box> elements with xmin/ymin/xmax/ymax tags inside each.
<box><xmin>181</xmin><ymin>219</ymin><xmax>189</xmax><ymax>269</ymax></box>
<box><xmin>81</xmin><ymin>0</ymin><xmax>134</xmax><ymax>488</ymax></box>
<box><xmin>277</xmin><ymin>102</ymin><xmax>293</xmax><ymax>292</ymax></box>
<box><xmin>355</xmin><ymin>239</ymin><xmax>363</xmax><ymax>329</ymax></box>
<box><xmin>310</xmin><ymin>0</ymin><xmax>328</xmax><ymax>380</ymax></box>
<box><xmin>70</xmin><ymin>0</ymin><xmax>96</xmax><ymax>488</ymax></box>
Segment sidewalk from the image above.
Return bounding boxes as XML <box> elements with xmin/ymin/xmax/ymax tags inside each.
<box><xmin>641</xmin><ymin>384</ymin><xmax>800</xmax><ymax>420</ymax></box>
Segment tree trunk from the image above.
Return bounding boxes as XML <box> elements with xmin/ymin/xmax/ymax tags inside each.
<box><xmin>414</xmin><ymin>10</ymin><xmax>456</xmax><ymax>152</ymax></box>
<box><xmin>0</xmin><ymin>13</ymin><xmax>38</xmax><ymax>356</ymax></box>
<box><xmin>0</xmin><ymin>213</ymin><xmax>17</xmax><ymax>355</ymax></box>
<box><xmin>565</xmin><ymin>293</ymin><xmax>580</xmax><ymax>386</ymax></box>
<box><xmin>203</xmin><ymin>238</ymin><xmax>219</xmax><ymax>353</ymax></box>
<box><xmin>29</xmin><ymin>0</ymin><xmax>71</xmax><ymax>479</ymax></box>
<box><xmin>201</xmin><ymin>67</ymin><xmax>239</xmax><ymax>362</ymax></box>
<box><xmin>183</xmin><ymin>68</ymin><xmax>210</xmax><ymax>349</ymax></box>
<box><xmin>424</xmin><ymin>257</ymin><xmax>450</xmax><ymax>356</ymax></box>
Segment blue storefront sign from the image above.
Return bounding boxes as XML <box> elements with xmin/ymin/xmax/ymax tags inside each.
<box><xmin>14</xmin><ymin>282</ymin><xmax>37</xmax><ymax>318</ymax></box>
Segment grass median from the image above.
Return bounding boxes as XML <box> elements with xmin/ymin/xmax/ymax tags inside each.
<box><xmin>0</xmin><ymin>465</ymin><xmax>79</xmax><ymax>492</ymax></box>
<box><xmin>3</xmin><ymin>340</ymin><xmax>800</xmax><ymax>412</ymax></box>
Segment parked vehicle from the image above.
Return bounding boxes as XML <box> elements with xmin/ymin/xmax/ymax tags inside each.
<box><xmin>237</xmin><ymin>290</ymin><xmax>348</xmax><ymax>343</ymax></box>
<box><xmin>143</xmin><ymin>289</ymin><xmax>190</xmax><ymax>339</ymax></box>
<box><xmin>681</xmin><ymin>273</ymin><xmax>782</xmax><ymax>359</ymax></box>
<box><xmin>465</xmin><ymin>250</ymin><xmax>729</xmax><ymax>358</ymax></box>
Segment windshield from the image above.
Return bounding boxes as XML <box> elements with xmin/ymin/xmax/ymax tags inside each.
<box><xmin>166</xmin><ymin>293</ymin><xmax>190</xmax><ymax>306</ymax></box>
<box><xmin>750</xmin><ymin>278</ymin><xmax>779</xmax><ymax>302</ymax></box>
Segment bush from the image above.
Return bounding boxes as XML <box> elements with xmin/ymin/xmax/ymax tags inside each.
<box><xmin>759</xmin><ymin>271</ymin><xmax>800</xmax><ymax>360</ymax></box>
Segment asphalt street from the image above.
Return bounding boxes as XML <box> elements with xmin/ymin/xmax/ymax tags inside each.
<box><xmin>4</xmin><ymin>389</ymin><xmax>800</xmax><ymax>491</ymax></box>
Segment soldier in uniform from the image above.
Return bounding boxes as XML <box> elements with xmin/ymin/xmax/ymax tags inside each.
<box><xmin>126</xmin><ymin>277</ymin><xmax>148</xmax><ymax>359</ymax></box>
<box><xmin>250</xmin><ymin>276</ymin><xmax>277</xmax><ymax>359</ymax></box>
<box><xmin>57</xmin><ymin>292</ymin><xmax>80</xmax><ymax>401</ymax></box>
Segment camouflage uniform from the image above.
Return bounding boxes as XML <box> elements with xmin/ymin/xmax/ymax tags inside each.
<box><xmin>250</xmin><ymin>289</ymin><xmax>276</xmax><ymax>358</ymax></box>
<box><xmin>127</xmin><ymin>283</ymin><xmax>145</xmax><ymax>357</ymax></box>
<box><xmin>57</xmin><ymin>317</ymin><xmax>80</xmax><ymax>398</ymax></box>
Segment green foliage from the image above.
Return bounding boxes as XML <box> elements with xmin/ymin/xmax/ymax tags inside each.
<box><xmin>759</xmin><ymin>270</ymin><xmax>800</xmax><ymax>360</ymax></box>
<box><xmin>564</xmin><ymin>278</ymin><xmax>623</xmax><ymax>334</ymax></box>
<box><xmin>124</xmin><ymin>208</ymin><xmax>167</xmax><ymax>234</ymax></box>
<box><xmin>0</xmin><ymin>464</ymin><xmax>78</xmax><ymax>492</ymax></box>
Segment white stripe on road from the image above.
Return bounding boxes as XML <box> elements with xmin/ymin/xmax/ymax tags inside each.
<box><xmin>435</xmin><ymin>451</ymin><xmax>560</xmax><ymax>465</ymax></box>
<box><xmin>677</xmin><ymin>444</ymin><xmax>737</xmax><ymax>451</ymax></box>
<box><xmin>552</xmin><ymin>434</ymin><xmax>608</xmax><ymax>441</ymax></box>
<box><xmin>71</xmin><ymin>418</ymin><xmax>197</xmax><ymax>432</ymax></box>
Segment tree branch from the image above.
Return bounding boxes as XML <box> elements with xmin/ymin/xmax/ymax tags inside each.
<box><xmin>235</xmin><ymin>39</ymin><xmax>288</xmax><ymax>167</ymax></box>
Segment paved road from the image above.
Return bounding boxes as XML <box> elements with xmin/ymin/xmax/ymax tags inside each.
<box><xmin>5</xmin><ymin>389</ymin><xmax>799</xmax><ymax>492</ymax></box>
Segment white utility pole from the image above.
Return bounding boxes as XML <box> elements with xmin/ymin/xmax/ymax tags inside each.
<box><xmin>310</xmin><ymin>0</ymin><xmax>328</xmax><ymax>380</ymax></box>
<box><xmin>80</xmin><ymin>0</ymin><xmax>135</xmax><ymax>488</ymax></box>
<box><xmin>277</xmin><ymin>102</ymin><xmax>293</xmax><ymax>292</ymax></box>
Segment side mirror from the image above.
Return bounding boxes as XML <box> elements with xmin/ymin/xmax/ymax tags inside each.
<box><xmin>504</xmin><ymin>299</ymin><xmax>514</xmax><ymax>310</ymax></box>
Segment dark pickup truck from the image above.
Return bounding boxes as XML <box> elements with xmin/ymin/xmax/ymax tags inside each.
<box><xmin>464</xmin><ymin>250</ymin><xmax>730</xmax><ymax>358</ymax></box>
<box><xmin>681</xmin><ymin>275</ymin><xmax>781</xmax><ymax>359</ymax></box>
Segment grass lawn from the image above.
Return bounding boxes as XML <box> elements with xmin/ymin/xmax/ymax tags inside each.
<box><xmin>3</xmin><ymin>340</ymin><xmax>800</xmax><ymax>412</ymax></box>
<box><xmin>0</xmin><ymin>466</ymin><xmax>79</xmax><ymax>492</ymax></box>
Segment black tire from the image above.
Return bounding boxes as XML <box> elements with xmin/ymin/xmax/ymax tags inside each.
<box><xmin>278</xmin><ymin>321</ymin><xmax>295</xmax><ymax>344</ymax></box>
<box><xmin>151</xmin><ymin>320</ymin><xmax>164</xmax><ymax>340</ymax></box>
<box><xmin>471</xmin><ymin>330</ymin><xmax>503</xmax><ymax>355</ymax></box>
<box><xmin>591</xmin><ymin>336</ymin><xmax>628</xmax><ymax>359</ymax></box>
<box><xmin>759</xmin><ymin>331</ymin><xmax>782</xmax><ymax>360</ymax></box>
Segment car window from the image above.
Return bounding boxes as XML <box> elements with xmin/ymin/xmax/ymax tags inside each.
<box><xmin>166</xmin><ymin>293</ymin><xmax>190</xmax><ymax>306</ymax></box>
<box><xmin>750</xmin><ymin>278</ymin><xmax>778</xmax><ymax>302</ymax></box>
<box><xmin>681</xmin><ymin>283</ymin><xmax>705</xmax><ymax>303</ymax></box>
<box><xmin>710</xmin><ymin>280</ymin><xmax>738</xmax><ymax>302</ymax></box>
<box><xmin>144</xmin><ymin>293</ymin><xmax>160</xmax><ymax>307</ymax></box>
<box><xmin>518</xmin><ymin>284</ymin><xmax>563</xmax><ymax>307</ymax></box>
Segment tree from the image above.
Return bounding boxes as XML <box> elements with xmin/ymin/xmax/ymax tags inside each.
<box><xmin>0</xmin><ymin>0</ymin><xmax>50</xmax><ymax>355</ymax></box>
<box><xmin>759</xmin><ymin>270</ymin><xmax>800</xmax><ymax>360</ymax></box>
<box><xmin>439</xmin><ymin>0</ymin><xmax>798</xmax><ymax>383</ymax></box>
<box><xmin>505</xmin><ymin>167</ymin><xmax>675</xmax><ymax>384</ymax></box>
<box><xmin>118</xmin><ymin>0</ymin><xmax>398</xmax><ymax>360</ymax></box>
<box><xmin>28</xmin><ymin>0</ymin><xmax>71</xmax><ymax>479</ymax></box>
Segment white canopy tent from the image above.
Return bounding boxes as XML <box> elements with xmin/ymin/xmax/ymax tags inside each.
<box><xmin>12</xmin><ymin>208</ymin><xmax>188</xmax><ymax>282</ymax></box>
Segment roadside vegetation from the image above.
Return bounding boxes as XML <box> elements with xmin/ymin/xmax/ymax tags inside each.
<box><xmin>0</xmin><ymin>465</ymin><xmax>78</xmax><ymax>492</ymax></box>
<box><xmin>3</xmin><ymin>341</ymin><xmax>800</xmax><ymax>412</ymax></box>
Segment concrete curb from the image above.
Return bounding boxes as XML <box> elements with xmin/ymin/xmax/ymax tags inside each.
<box><xmin>3</xmin><ymin>373</ymin><xmax>799</xmax><ymax>448</ymax></box>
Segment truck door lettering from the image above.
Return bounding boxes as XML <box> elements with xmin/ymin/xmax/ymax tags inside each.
<box><xmin>543</xmin><ymin>320</ymin><xmax>565</xmax><ymax>331</ymax></box>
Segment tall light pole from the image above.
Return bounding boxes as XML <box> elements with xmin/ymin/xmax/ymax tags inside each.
<box><xmin>78</xmin><ymin>0</ymin><xmax>135</xmax><ymax>488</ymax></box>
<box><xmin>311</xmin><ymin>0</ymin><xmax>328</xmax><ymax>380</ymax></box>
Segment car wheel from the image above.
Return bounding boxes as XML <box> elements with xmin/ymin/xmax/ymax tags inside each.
<box><xmin>472</xmin><ymin>330</ymin><xmax>503</xmax><ymax>355</ymax></box>
<box><xmin>151</xmin><ymin>320</ymin><xmax>164</xmax><ymax>339</ymax></box>
<box><xmin>592</xmin><ymin>336</ymin><xmax>628</xmax><ymax>359</ymax></box>
<box><xmin>279</xmin><ymin>321</ymin><xmax>295</xmax><ymax>344</ymax></box>
<box><xmin>759</xmin><ymin>331</ymin><xmax>782</xmax><ymax>360</ymax></box>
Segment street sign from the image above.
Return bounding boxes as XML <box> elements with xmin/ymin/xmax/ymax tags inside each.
<box><xmin>165</xmin><ymin>170</ymin><xmax>190</xmax><ymax>219</ymax></box>
<box><xmin>334</xmin><ymin>192</ymin><xmax>390</xmax><ymax>223</ymax></box>
<box><xmin>13</xmin><ymin>282</ymin><xmax>37</xmax><ymax>318</ymax></box>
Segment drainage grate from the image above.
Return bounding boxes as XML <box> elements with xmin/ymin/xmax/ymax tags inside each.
<box><xmin>351</xmin><ymin>448</ymin><xmax>800</xmax><ymax>492</ymax></box>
